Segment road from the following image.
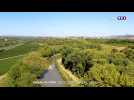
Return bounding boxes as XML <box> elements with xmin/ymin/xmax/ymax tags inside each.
<box><xmin>39</xmin><ymin>64</ymin><xmax>65</xmax><ymax>87</ymax></box>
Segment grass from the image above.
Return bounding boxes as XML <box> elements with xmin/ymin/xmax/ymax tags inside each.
<box><xmin>0</xmin><ymin>56</ymin><xmax>23</xmax><ymax>75</ymax></box>
<box><xmin>0</xmin><ymin>41</ymin><xmax>40</xmax><ymax>75</ymax></box>
<box><xmin>0</xmin><ymin>42</ymin><xmax>39</xmax><ymax>59</ymax></box>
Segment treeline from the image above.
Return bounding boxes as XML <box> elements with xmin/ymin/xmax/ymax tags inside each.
<box><xmin>105</xmin><ymin>39</ymin><xmax>134</xmax><ymax>45</ymax></box>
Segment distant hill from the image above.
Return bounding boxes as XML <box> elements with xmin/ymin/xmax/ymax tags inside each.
<box><xmin>108</xmin><ymin>35</ymin><xmax>134</xmax><ymax>40</ymax></box>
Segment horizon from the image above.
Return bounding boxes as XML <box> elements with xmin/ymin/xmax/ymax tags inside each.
<box><xmin>0</xmin><ymin>34</ymin><xmax>134</xmax><ymax>38</ymax></box>
<box><xmin>0</xmin><ymin>12</ymin><xmax>133</xmax><ymax>37</ymax></box>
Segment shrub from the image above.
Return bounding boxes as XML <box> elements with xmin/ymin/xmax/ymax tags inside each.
<box><xmin>124</xmin><ymin>48</ymin><xmax>134</xmax><ymax>62</ymax></box>
<box><xmin>108</xmin><ymin>52</ymin><xmax>130</xmax><ymax>66</ymax></box>
<box><xmin>39</xmin><ymin>46</ymin><xmax>53</xmax><ymax>57</ymax></box>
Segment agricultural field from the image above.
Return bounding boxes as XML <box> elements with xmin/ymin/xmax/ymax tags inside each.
<box><xmin>0</xmin><ymin>56</ymin><xmax>23</xmax><ymax>75</ymax></box>
<box><xmin>0</xmin><ymin>37</ymin><xmax>134</xmax><ymax>87</ymax></box>
<box><xmin>0</xmin><ymin>37</ymin><xmax>42</xmax><ymax>76</ymax></box>
<box><xmin>0</xmin><ymin>42</ymin><xmax>40</xmax><ymax>59</ymax></box>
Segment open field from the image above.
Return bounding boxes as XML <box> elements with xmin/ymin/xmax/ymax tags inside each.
<box><xmin>0</xmin><ymin>55</ymin><xmax>23</xmax><ymax>75</ymax></box>
<box><xmin>0</xmin><ymin>42</ymin><xmax>39</xmax><ymax>59</ymax></box>
<box><xmin>0</xmin><ymin>39</ymin><xmax>41</xmax><ymax>75</ymax></box>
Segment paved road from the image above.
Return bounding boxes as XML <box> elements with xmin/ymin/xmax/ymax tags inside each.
<box><xmin>39</xmin><ymin>64</ymin><xmax>65</xmax><ymax>87</ymax></box>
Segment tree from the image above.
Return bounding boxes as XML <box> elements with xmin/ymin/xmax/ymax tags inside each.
<box><xmin>38</xmin><ymin>45</ymin><xmax>53</xmax><ymax>58</ymax></box>
<box><xmin>62</xmin><ymin>48</ymin><xmax>93</xmax><ymax>77</ymax></box>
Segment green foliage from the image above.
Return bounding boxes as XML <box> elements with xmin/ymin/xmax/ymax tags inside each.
<box><xmin>119</xmin><ymin>73</ymin><xmax>133</xmax><ymax>87</ymax></box>
<box><xmin>89</xmin><ymin>64</ymin><xmax>120</xmax><ymax>86</ymax></box>
<box><xmin>62</xmin><ymin>48</ymin><xmax>93</xmax><ymax>77</ymax></box>
<box><xmin>1</xmin><ymin>37</ymin><xmax>134</xmax><ymax>87</ymax></box>
<box><xmin>0</xmin><ymin>37</ymin><xmax>19</xmax><ymax>48</ymax></box>
<box><xmin>7</xmin><ymin>52</ymin><xmax>50</xmax><ymax>87</ymax></box>
<box><xmin>39</xmin><ymin>45</ymin><xmax>54</xmax><ymax>57</ymax></box>
<box><xmin>106</xmin><ymin>39</ymin><xmax>134</xmax><ymax>46</ymax></box>
<box><xmin>122</xmin><ymin>48</ymin><xmax>134</xmax><ymax>62</ymax></box>
<box><xmin>83</xmin><ymin>64</ymin><xmax>134</xmax><ymax>87</ymax></box>
<box><xmin>58</xmin><ymin>38</ymin><xmax>134</xmax><ymax>87</ymax></box>
<box><xmin>108</xmin><ymin>52</ymin><xmax>130</xmax><ymax>66</ymax></box>
<box><xmin>0</xmin><ymin>56</ymin><xmax>22</xmax><ymax>75</ymax></box>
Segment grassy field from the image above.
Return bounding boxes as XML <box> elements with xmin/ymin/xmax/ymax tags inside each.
<box><xmin>0</xmin><ymin>42</ymin><xmax>39</xmax><ymax>59</ymax></box>
<box><xmin>0</xmin><ymin>41</ymin><xmax>40</xmax><ymax>75</ymax></box>
<box><xmin>0</xmin><ymin>56</ymin><xmax>23</xmax><ymax>75</ymax></box>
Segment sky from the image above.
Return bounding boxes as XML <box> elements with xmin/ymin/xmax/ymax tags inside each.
<box><xmin>0</xmin><ymin>12</ymin><xmax>133</xmax><ymax>37</ymax></box>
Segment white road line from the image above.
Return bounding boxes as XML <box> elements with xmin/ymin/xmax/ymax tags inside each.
<box><xmin>0</xmin><ymin>54</ymin><xmax>25</xmax><ymax>61</ymax></box>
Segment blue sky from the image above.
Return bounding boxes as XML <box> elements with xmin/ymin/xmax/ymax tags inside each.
<box><xmin>0</xmin><ymin>12</ymin><xmax>133</xmax><ymax>37</ymax></box>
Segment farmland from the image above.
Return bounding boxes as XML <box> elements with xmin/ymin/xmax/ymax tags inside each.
<box><xmin>0</xmin><ymin>37</ymin><xmax>41</xmax><ymax>76</ymax></box>
<box><xmin>0</xmin><ymin>42</ymin><xmax>39</xmax><ymax>59</ymax></box>
<box><xmin>0</xmin><ymin>56</ymin><xmax>22</xmax><ymax>75</ymax></box>
<box><xmin>0</xmin><ymin>37</ymin><xmax>134</xmax><ymax>87</ymax></box>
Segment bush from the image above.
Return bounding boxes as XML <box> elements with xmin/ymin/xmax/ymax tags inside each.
<box><xmin>123</xmin><ymin>48</ymin><xmax>134</xmax><ymax>62</ymax></box>
<box><xmin>39</xmin><ymin>45</ymin><xmax>53</xmax><ymax>57</ymax></box>
<box><xmin>108</xmin><ymin>52</ymin><xmax>130</xmax><ymax>66</ymax></box>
